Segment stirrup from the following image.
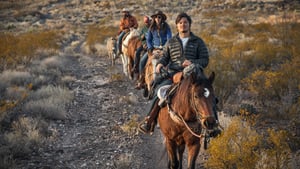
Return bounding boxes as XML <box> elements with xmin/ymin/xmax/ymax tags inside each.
<box><xmin>138</xmin><ymin>117</ymin><xmax>153</xmax><ymax>135</ymax></box>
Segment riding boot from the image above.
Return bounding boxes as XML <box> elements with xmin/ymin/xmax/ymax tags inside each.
<box><xmin>139</xmin><ymin>98</ymin><xmax>160</xmax><ymax>134</ymax></box>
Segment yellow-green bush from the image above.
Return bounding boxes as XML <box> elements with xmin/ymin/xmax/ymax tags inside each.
<box><xmin>0</xmin><ymin>31</ymin><xmax>60</xmax><ymax>70</ymax></box>
<box><xmin>242</xmin><ymin>70</ymin><xmax>284</xmax><ymax>100</ymax></box>
<box><xmin>86</xmin><ymin>24</ymin><xmax>118</xmax><ymax>47</ymax></box>
<box><xmin>206</xmin><ymin>118</ymin><xmax>294</xmax><ymax>169</ymax></box>
<box><xmin>206</xmin><ymin>117</ymin><xmax>261</xmax><ymax>169</ymax></box>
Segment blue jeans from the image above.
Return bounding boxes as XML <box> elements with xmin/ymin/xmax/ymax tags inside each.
<box><xmin>134</xmin><ymin>45</ymin><xmax>143</xmax><ymax>71</ymax></box>
<box><xmin>139</xmin><ymin>52</ymin><xmax>148</xmax><ymax>73</ymax></box>
<box><xmin>117</xmin><ymin>31</ymin><xmax>126</xmax><ymax>53</ymax></box>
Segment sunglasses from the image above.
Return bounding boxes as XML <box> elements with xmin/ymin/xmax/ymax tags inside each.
<box><xmin>156</xmin><ymin>16</ymin><xmax>162</xmax><ymax>19</ymax></box>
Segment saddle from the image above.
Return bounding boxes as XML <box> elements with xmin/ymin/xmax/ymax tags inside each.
<box><xmin>157</xmin><ymin>82</ymin><xmax>180</xmax><ymax>107</ymax></box>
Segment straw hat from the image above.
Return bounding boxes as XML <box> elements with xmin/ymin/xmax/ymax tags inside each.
<box><xmin>122</xmin><ymin>8</ymin><xmax>129</xmax><ymax>13</ymax></box>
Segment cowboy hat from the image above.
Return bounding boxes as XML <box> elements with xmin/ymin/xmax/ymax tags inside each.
<box><xmin>151</xmin><ymin>10</ymin><xmax>167</xmax><ymax>20</ymax></box>
<box><xmin>122</xmin><ymin>8</ymin><xmax>130</xmax><ymax>13</ymax></box>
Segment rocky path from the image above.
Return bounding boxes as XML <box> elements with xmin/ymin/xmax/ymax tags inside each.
<box><xmin>13</xmin><ymin>48</ymin><xmax>166</xmax><ymax>168</ymax></box>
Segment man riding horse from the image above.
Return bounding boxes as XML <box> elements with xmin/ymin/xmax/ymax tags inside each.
<box><xmin>117</xmin><ymin>8</ymin><xmax>138</xmax><ymax>56</ymax></box>
<box><xmin>139</xmin><ymin>12</ymin><xmax>219</xmax><ymax>134</ymax></box>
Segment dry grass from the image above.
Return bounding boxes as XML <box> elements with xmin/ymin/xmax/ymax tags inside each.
<box><xmin>0</xmin><ymin>31</ymin><xmax>60</xmax><ymax>70</ymax></box>
<box><xmin>120</xmin><ymin>114</ymin><xmax>139</xmax><ymax>134</ymax></box>
<box><xmin>25</xmin><ymin>86</ymin><xmax>73</xmax><ymax>120</ymax></box>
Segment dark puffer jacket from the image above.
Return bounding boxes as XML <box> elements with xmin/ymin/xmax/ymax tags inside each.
<box><xmin>158</xmin><ymin>32</ymin><xmax>209</xmax><ymax>75</ymax></box>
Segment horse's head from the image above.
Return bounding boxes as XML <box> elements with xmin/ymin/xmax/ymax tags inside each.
<box><xmin>188</xmin><ymin>71</ymin><xmax>217</xmax><ymax>131</ymax></box>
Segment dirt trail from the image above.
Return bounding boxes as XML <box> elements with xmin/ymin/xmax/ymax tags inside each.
<box><xmin>15</xmin><ymin>48</ymin><xmax>209</xmax><ymax>168</ymax></box>
<box><xmin>13</xmin><ymin>49</ymin><xmax>166</xmax><ymax>168</ymax></box>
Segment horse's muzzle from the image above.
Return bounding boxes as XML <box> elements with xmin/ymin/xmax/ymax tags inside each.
<box><xmin>201</xmin><ymin>116</ymin><xmax>217</xmax><ymax>130</ymax></box>
<box><xmin>201</xmin><ymin>117</ymin><xmax>221</xmax><ymax>138</ymax></box>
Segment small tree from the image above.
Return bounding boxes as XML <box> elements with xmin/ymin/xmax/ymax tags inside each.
<box><xmin>255</xmin><ymin>129</ymin><xmax>292</xmax><ymax>169</ymax></box>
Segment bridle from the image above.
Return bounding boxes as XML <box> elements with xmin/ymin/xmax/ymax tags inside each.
<box><xmin>167</xmin><ymin>84</ymin><xmax>218</xmax><ymax>139</ymax></box>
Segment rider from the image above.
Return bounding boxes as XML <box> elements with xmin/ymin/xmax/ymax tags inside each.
<box><xmin>117</xmin><ymin>8</ymin><xmax>138</xmax><ymax>56</ymax></box>
<box><xmin>132</xmin><ymin>15</ymin><xmax>151</xmax><ymax>75</ymax></box>
<box><xmin>139</xmin><ymin>12</ymin><xmax>218</xmax><ymax>134</ymax></box>
<box><xmin>135</xmin><ymin>10</ymin><xmax>172</xmax><ymax>89</ymax></box>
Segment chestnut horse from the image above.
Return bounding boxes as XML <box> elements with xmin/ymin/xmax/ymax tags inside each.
<box><xmin>158</xmin><ymin>71</ymin><xmax>218</xmax><ymax>169</ymax></box>
<box><xmin>144</xmin><ymin>49</ymin><xmax>163</xmax><ymax>98</ymax></box>
<box><xmin>126</xmin><ymin>36</ymin><xmax>142</xmax><ymax>80</ymax></box>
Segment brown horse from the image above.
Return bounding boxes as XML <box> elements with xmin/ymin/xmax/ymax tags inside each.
<box><xmin>126</xmin><ymin>36</ymin><xmax>142</xmax><ymax>80</ymax></box>
<box><xmin>158</xmin><ymin>71</ymin><xmax>218</xmax><ymax>169</ymax></box>
<box><xmin>144</xmin><ymin>49</ymin><xmax>164</xmax><ymax>98</ymax></box>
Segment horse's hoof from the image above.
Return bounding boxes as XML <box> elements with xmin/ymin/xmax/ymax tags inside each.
<box><xmin>135</xmin><ymin>82</ymin><xmax>142</xmax><ymax>90</ymax></box>
<box><xmin>210</xmin><ymin>128</ymin><xmax>222</xmax><ymax>138</ymax></box>
<box><xmin>143</xmin><ymin>89</ymin><xmax>148</xmax><ymax>98</ymax></box>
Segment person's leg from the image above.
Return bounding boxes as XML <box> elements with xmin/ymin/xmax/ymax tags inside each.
<box><xmin>134</xmin><ymin>45</ymin><xmax>143</xmax><ymax>73</ymax></box>
<box><xmin>139</xmin><ymin>79</ymin><xmax>172</xmax><ymax>134</ymax></box>
<box><xmin>117</xmin><ymin>31</ymin><xmax>125</xmax><ymax>55</ymax></box>
<box><xmin>139</xmin><ymin>52</ymin><xmax>148</xmax><ymax>74</ymax></box>
<box><xmin>135</xmin><ymin>52</ymin><xmax>148</xmax><ymax>89</ymax></box>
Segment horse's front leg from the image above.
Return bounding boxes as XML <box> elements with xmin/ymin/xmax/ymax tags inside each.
<box><xmin>128</xmin><ymin>58</ymin><xmax>134</xmax><ymax>80</ymax></box>
<box><xmin>166</xmin><ymin>139</ymin><xmax>179</xmax><ymax>169</ymax></box>
<box><xmin>178</xmin><ymin>144</ymin><xmax>185</xmax><ymax>169</ymax></box>
<box><xmin>120</xmin><ymin>54</ymin><xmax>127</xmax><ymax>76</ymax></box>
<box><xmin>187</xmin><ymin>141</ymin><xmax>200</xmax><ymax>169</ymax></box>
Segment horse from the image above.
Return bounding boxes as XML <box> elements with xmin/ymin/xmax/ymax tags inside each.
<box><xmin>144</xmin><ymin>49</ymin><xmax>164</xmax><ymax>98</ymax></box>
<box><xmin>121</xmin><ymin>28</ymin><xmax>140</xmax><ymax>79</ymax></box>
<box><xmin>106</xmin><ymin>37</ymin><xmax>117</xmax><ymax>65</ymax></box>
<box><xmin>126</xmin><ymin>36</ymin><xmax>142</xmax><ymax>80</ymax></box>
<box><xmin>157</xmin><ymin>71</ymin><xmax>218</xmax><ymax>169</ymax></box>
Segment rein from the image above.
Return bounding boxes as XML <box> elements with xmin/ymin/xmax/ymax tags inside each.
<box><xmin>167</xmin><ymin>104</ymin><xmax>204</xmax><ymax>138</ymax></box>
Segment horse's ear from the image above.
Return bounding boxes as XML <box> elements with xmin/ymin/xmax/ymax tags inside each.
<box><xmin>208</xmin><ymin>72</ymin><xmax>215</xmax><ymax>84</ymax></box>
